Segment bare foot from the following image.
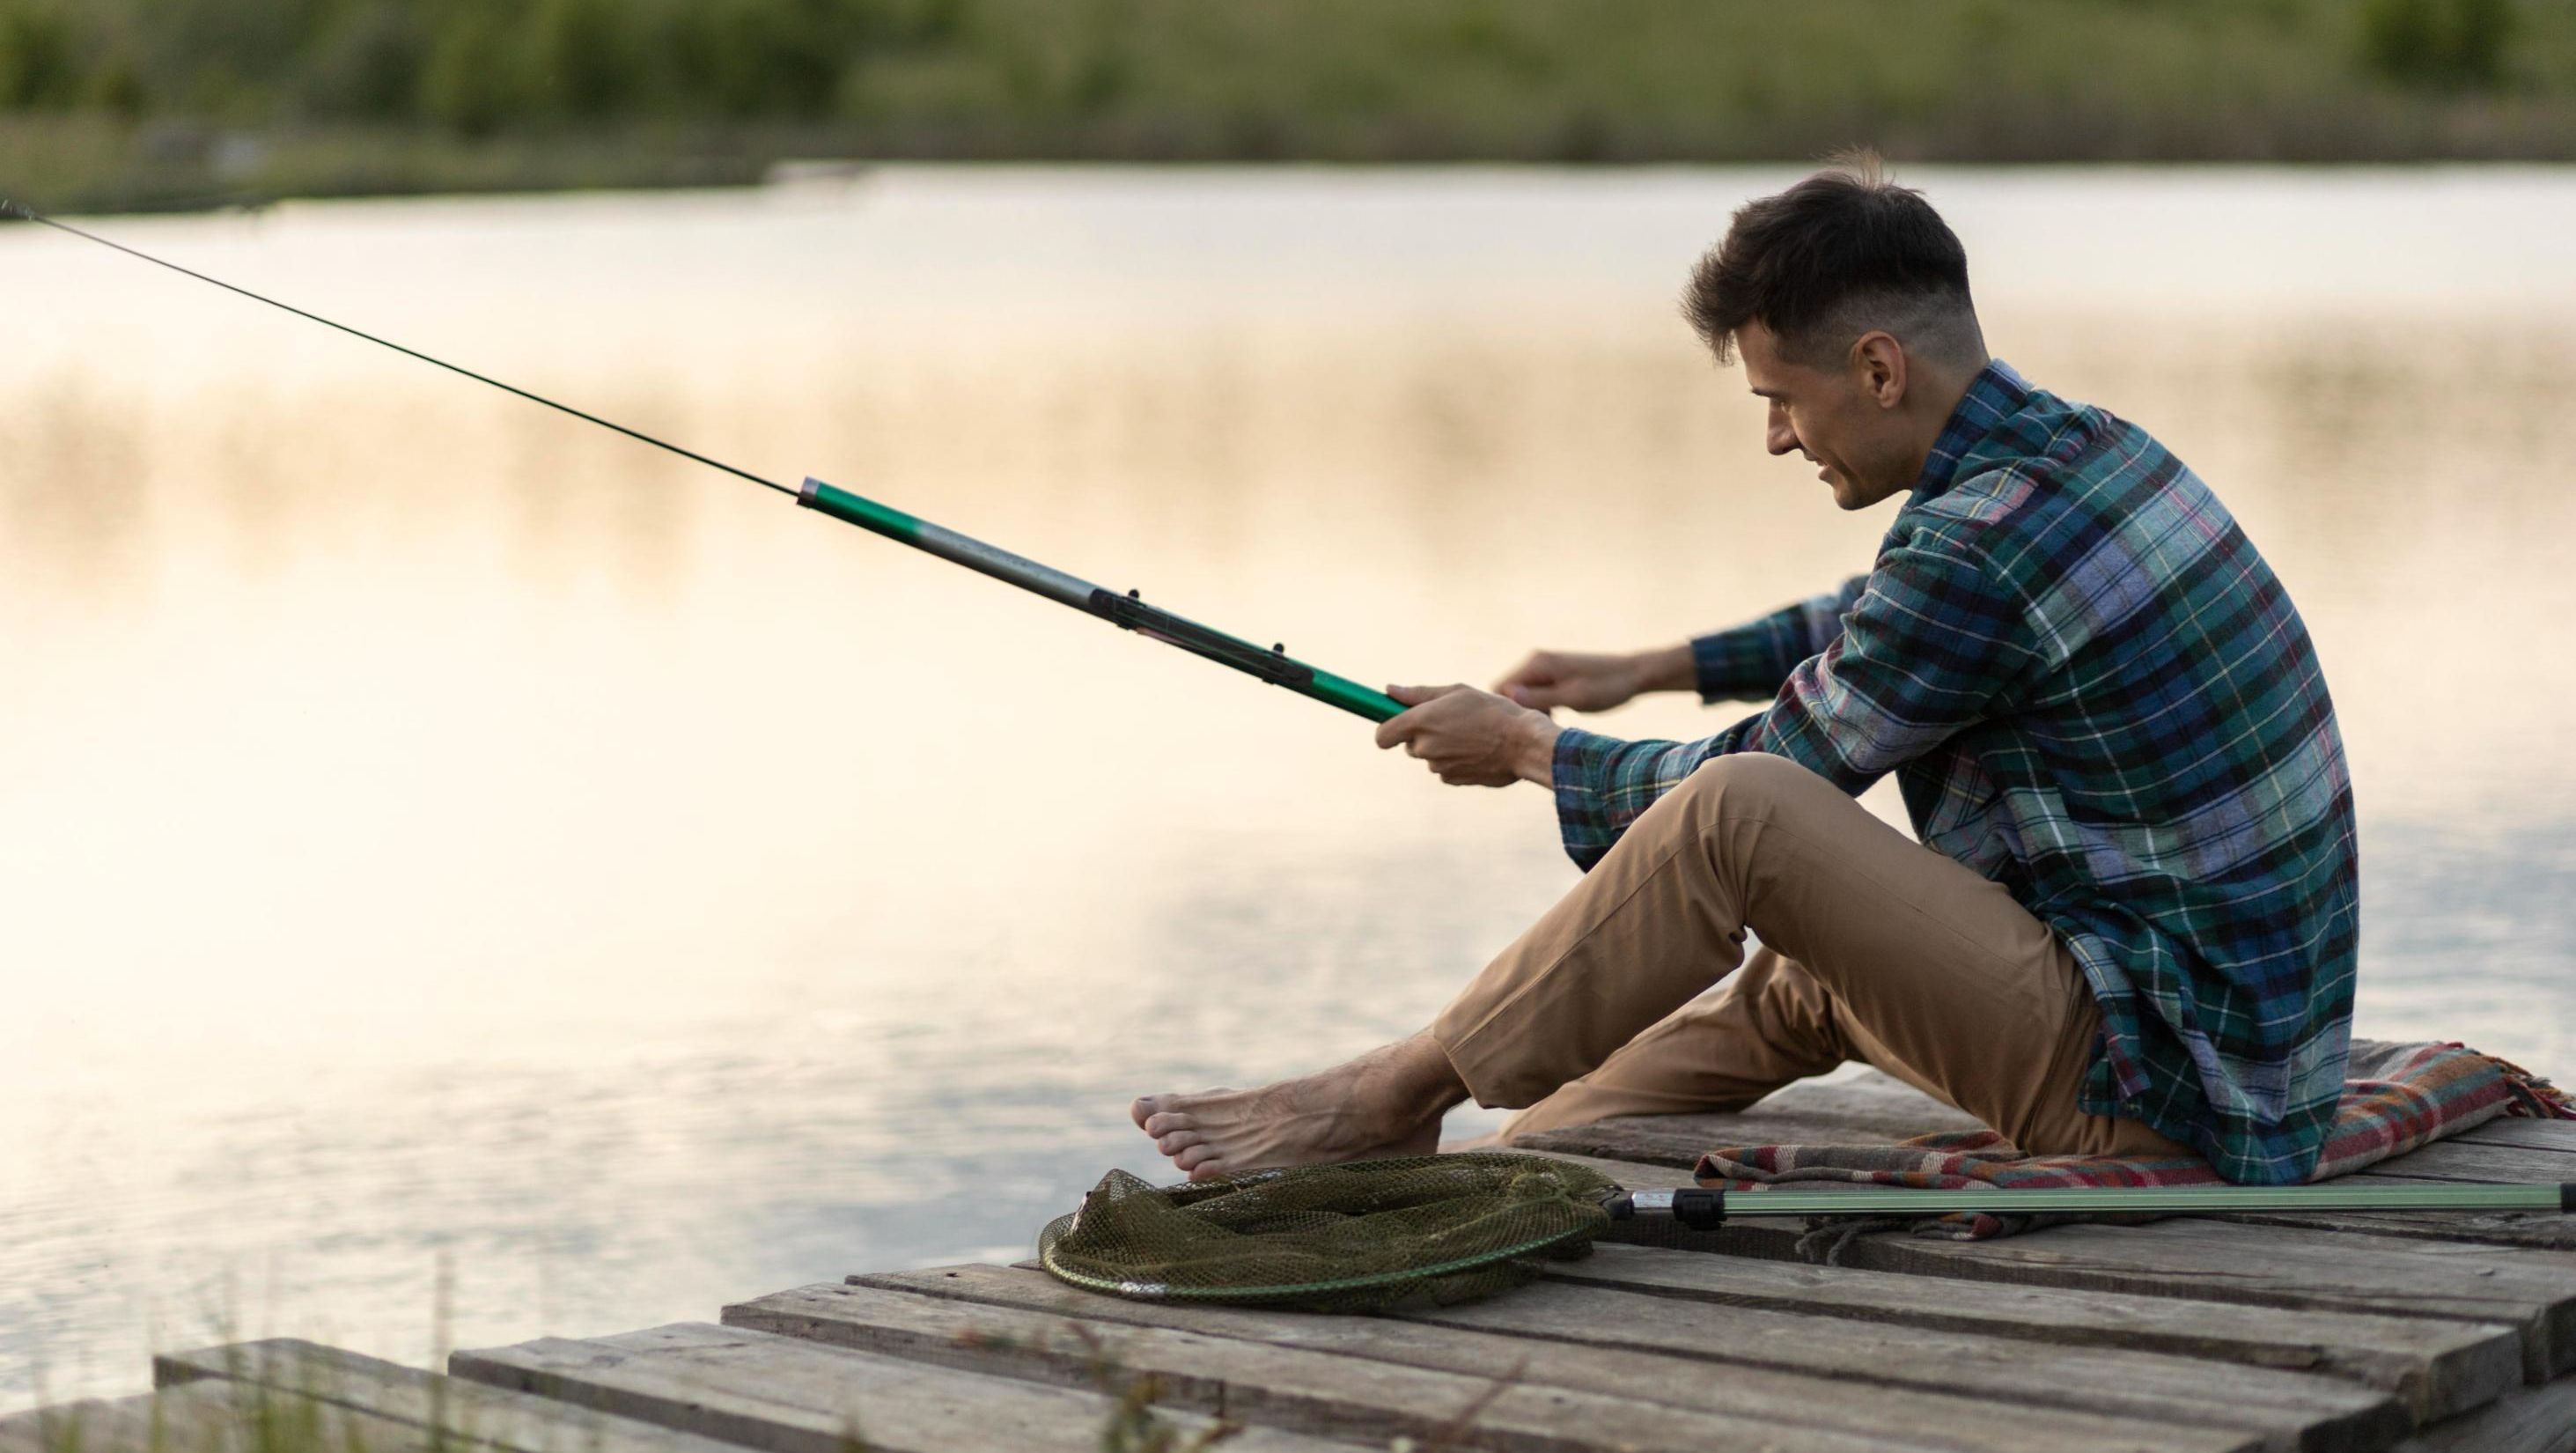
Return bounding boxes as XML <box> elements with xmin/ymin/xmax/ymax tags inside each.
<box><xmin>1130</xmin><ymin>1031</ymin><xmax>1469</xmax><ymax>1182</ymax></box>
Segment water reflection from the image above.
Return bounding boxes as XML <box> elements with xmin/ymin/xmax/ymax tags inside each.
<box><xmin>1</xmin><ymin>378</ymin><xmax>151</xmax><ymax>604</ymax></box>
<box><xmin>2</xmin><ymin>169</ymin><xmax>2572</xmax><ymax>1412</ymax></box>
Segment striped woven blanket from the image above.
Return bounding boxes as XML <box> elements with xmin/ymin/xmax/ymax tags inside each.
<box><xmin>1695</xmin><ymin>1040</ymin><xmax>2576</xmax><ymax>1243</ymax></box>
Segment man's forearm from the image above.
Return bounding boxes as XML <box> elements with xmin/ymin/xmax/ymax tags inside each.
<box><xmin>1634</xmin><ymin>641</ymin><xmax>1698</xmax><ymax>695</ymax></box>
<box><xmin>1508</xmin><ymin>645</ymin><xmax>1683</xmax><ymax>785</ymax></box>
<box><xmin>1514</xmin><ymin>710</ymin><xmax>1564</xmax><ymax>786</ymax></box>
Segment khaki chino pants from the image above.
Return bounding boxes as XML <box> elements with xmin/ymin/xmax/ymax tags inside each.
<box><xmin>1432</xmin><ymin>752</ymin><xmax>2193</xmax><ymax>1158</ymax></box>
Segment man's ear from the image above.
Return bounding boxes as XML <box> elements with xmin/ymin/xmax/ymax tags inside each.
<box><xmin>1853</xmin><ymin>331</ymin><xmax>1908</xmax><ymax>409</ymax></box>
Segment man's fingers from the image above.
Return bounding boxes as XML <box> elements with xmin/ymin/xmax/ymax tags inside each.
<box><xmin>1382</xmin><ymin>687</ymin><xmax>1520</xmax><ymax>784</ymax></box>
<box><xmin>1373</xmin><ymin>704</ymin><xmax>1426</xmax><ymax>750</ymax></box>
<box><xmin>1496</xmin><ymin>653</ymin><xmax>1575</xmax><ymax>709</ymax></box>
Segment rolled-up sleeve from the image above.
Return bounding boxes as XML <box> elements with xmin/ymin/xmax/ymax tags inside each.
<box><xmin>1549</xmin><ymin>726</ymin><xmax>1713</xmax><ymax>871</ymax></box>
<box><xmin>1689</xmin><ymin>575</ymin><xmax>1868</xmax><ymax>703</ymax></box>
<box><xmin>1553</xmin><ymin>534</ymin><xmax>2034</xmax><ymax>869</ymax></box>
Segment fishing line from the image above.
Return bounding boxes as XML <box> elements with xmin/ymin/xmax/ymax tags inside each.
<box><xmin>1</xmin><ymin>195</ymin><xmax>1404</xmax><ymax>722</ymax></box>
<box><xmin>1</xmin><ymin>197</ymin><xmax>795</xmax><ymax>498</ymax></box>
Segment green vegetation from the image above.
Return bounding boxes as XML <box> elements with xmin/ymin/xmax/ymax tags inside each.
<box><xmin>9</xmin><ymin>0</ymin><xmax>2576</xmax><ymax>210</ymax></box>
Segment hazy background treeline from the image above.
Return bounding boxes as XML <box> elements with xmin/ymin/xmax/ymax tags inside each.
<box><xmin>3</xmin><ymin>0</ymin><xmax>2571</xmax><ymax>211</ymax></box>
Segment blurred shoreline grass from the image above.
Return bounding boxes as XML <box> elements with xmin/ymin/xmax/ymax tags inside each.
<box><xmin>4</xmin><ymin>0</ymin><xmax>2576</xmax><ymax>213</ymax></box>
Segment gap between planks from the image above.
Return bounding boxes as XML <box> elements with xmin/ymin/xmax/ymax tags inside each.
<box><xmin>469</xmin><ymin>1315</ymin><xmax>1984</xmax><ymax>1453</ymax></box>
<box><xmin>1535</xmin><ymin>1242</ymin><xmax>2521</xmax><ymax>1424</ymax></box>
<box><xmin>451</xmin><ymin>1322</ymin><xmax>1365</xmax><ymax>1453</ymax></box>
<box><xmin>737</xmin><ymin>1276</ymin><xmax>2278</xmax><ymax>1453</ymax></box>
<box><xmin>818</xmin><ymin>1264</ymin><xmax>2414</xmax><ymax>1453</ymax></box>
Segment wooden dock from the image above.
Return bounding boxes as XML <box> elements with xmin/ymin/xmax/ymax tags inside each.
<box><xmin>11</xmin><ymin>1072</ymin><xmax>2576</xmax><ymax>1453</ymax></box>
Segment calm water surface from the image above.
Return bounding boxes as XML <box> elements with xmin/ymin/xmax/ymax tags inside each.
<box><xmin>5</xmin><ymin>167</ymin><xmax>2575</xmax><ymax>1408</ymax></box>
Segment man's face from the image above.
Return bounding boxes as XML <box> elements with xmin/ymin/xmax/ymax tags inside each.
<box><xmin>1737</xmin><ymin>319</ymin><xmax>1916</xmax><ymax>511</ymax></box>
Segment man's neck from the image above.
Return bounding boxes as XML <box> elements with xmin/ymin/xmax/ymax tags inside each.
<box><xmin>1895</xmin><ymin>356</ymin><xmax>1991</xmax><ymax>492</ymax></box>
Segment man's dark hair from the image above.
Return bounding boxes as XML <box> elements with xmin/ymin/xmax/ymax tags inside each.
<box><xmin>1684</xmin><ymin>151</ymin><xmax>1984</xmax><ymax>370</ymax></box>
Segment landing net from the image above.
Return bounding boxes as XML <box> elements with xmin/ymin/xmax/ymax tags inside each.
<box><xmin>1036</xmin><ymin>1153</ymin><xmax>1621</xmax><ymax>1313</ymax></box>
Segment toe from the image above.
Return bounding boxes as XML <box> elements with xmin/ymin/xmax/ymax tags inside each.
<box><xmin>1155</xmin><ymin>1129</ymin><xmax>1202</xmax><ymax>1156</ymax></box>
<box><xmin>1130</xmin><ymin>1095</ymin><xmax>1165</xmax><ymax>1130</ymax></box>
<box><xmin>1142</xmin><ymin>1110</ymin><xmax>1196</xmax><ymax>1138</ymax></box>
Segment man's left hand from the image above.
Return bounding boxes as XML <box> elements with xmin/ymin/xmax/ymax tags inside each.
<box><xmin>1374</xmin><ymin>684</ymin><xmax>1562</xmax><ymax>788</ymax></box>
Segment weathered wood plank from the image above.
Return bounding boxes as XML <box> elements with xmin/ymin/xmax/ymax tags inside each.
<box><xmin>1520</xmin><ymin>1110</ymin><xmax>1894</xmax><ymax>1167</ymax></box>
<box><xmin>157</xmin><ymin>1339</ymin><xmax>749</xmax><ymax>1453</ymax></box>
<box><xmin>2388</xmin><ymin>1370</ymin><xmax>2576</xmax><ymax>1453</ymax></box>
<box><xmin>770</xmin><ymin>1275</ymin><xmax>2256</xmax><ymax>1453</ymax></box>
<box><xmin>0</xmin><ymin>1398</ymin><xmax>227</xmax><ymax>1453</ymax></box>
<box><xmin>2352</xmin><ymin>1142</ymin><xmax>2576</xmax><ymax>1184</ymax></box>
<box><xmin>1418</xmin><ymin>1276</ymin><xmax>2403</xmax><ymax>1452</ymax></box>
<box><xmin>1505</xmin><ymin>1071</ymin><xmax>1971</xmax><ymax>1165</ymax></box>
<box><xmin>1533</xmin><ymin>1152</ymin><xmax>2576</xmax><ymax>1383</ymax></box>
<box><xmin>2456</xmin><ymin>1121</ymin><xmax>2576</xmax><ymax>1156</ymax></box>
<box><xmin>1544</xmin><ymin>1243</ymin><xmax>2521</xmax><ymax>1425</ymax></box>
<box><xmin>0</xmin><ymin>1400</ymin><xmax>95</xmax><ymax>1453</ymax></box>
<box><xmin>842</xmin><ymin>1261</ymin><xmax>2390</xmax><ymax>1453</ymax></box>
<box><xmin>452</xmin><ymin>1323</ymin><xmax>1358</xmax><ymax>1453</ymax></box>
<box><xmin>2211</xmin><ymin>1132</ymin><xmax>2576</xmax><ymax>1249</ymax></box>
<box><xmin>2196</xmin><ymin>1189</ymin><xmax>2576</xmax><ymax>1253</ymax></box>
<box><xmin>1740</xmin><ymin>1075</ymin><xmax>1985</xmax><ymax>1133</ymax></box>
<box><xmin>0</xmin><ymin>1382</ymin><xmax>433</xmax><ymax>1453</ymax></box>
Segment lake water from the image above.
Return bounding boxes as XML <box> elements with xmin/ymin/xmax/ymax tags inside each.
<box><xmin>5</xmin><ymin>166</ymin><xmax>2575</xmax><ymax>1411</ymax></box>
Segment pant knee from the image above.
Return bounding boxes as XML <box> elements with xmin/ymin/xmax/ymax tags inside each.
<box><xmin>1667</xmin><ymin>751</ymin><xmax>1822</xmax><ymax>817</ymax></box>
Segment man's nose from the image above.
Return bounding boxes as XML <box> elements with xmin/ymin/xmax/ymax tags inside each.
<box><xmin>1765</xmin><ymin>420</ymin><xmax>1800</xmax><ymax>456</ymax></box>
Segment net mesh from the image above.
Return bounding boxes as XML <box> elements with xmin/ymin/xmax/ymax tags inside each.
<box><xmin>1037</xmin><ymin>1152</ymin><xmax>1623</xmax><ymax>1313</ymax></box>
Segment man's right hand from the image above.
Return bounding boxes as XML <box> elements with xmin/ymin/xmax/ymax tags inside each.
<box><xmin>1493</xmin><ymin>644</ymin><xmax>1694</xmax><ymax>712</ymax></box>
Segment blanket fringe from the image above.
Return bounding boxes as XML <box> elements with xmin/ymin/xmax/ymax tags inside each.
<box><xmin>2489</xmin><ymin>1054</ymin><xmax>2576</xmax><ymax>1120</ymax></box>
<box><xmin>1794</xmin><ymin>1217</ymin><xmax>1902</xmax><ymax>1265</ymax></box>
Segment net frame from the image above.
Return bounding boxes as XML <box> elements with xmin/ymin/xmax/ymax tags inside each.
<box><xmin>1037</xmin><ymin>1153</ymin><xmax>1621</xmax><ymax>1312</ymax></box>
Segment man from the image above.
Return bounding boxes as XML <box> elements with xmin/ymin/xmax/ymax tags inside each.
<box><xmin>1132</xmin><ymin>155</ymin><xmax>2358</xmax><ymax>1187</ymax></box>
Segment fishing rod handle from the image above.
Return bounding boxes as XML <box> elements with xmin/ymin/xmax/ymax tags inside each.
<box><xmin>799</xmin><ymin>476</ymin><xmax>1405</xmax><ymax>723</ymax></box>
<box><xmin>1608</xmin><ymin>1188</ymin><xmax>1728</xmax><ymax>1229</ymax></box>
<box><xmin>1087</xmin><ymin>588</ymin><xmax>1405</xmax><ymax>723</ymax></box>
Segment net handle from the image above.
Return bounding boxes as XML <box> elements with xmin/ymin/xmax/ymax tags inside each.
<box><xmin>1609</xmin><ymin>1180</ymin><xmax>2576</xmax><ymax>1225</ymax></box>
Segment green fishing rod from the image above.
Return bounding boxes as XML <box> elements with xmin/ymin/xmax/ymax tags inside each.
<box><xmin>1610</xmin><ymin>1179</ymin><xmax>2576</xmax><ymax>1225</ymax></box>
<box><xmin>0</xmin><ymin>199</ymin><xmax>1407</xmax><ymax>726</ymax></box>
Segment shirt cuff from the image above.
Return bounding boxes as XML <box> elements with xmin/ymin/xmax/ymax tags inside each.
<box><xmin>1691</xmin><ymin>617</ymin><xmax>1797</xmax><ymax>704</ymax></box>
<box><xmin>1550</xmin><ymin>726</ymin><xmax>1624</xmax><ymax>872</ymax></box>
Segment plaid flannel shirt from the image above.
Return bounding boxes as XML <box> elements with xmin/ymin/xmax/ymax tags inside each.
<box><xmin>1551</xmin><ymin>361</ymin><xmax>2358</xmax><ymax>1184</ymax></box>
